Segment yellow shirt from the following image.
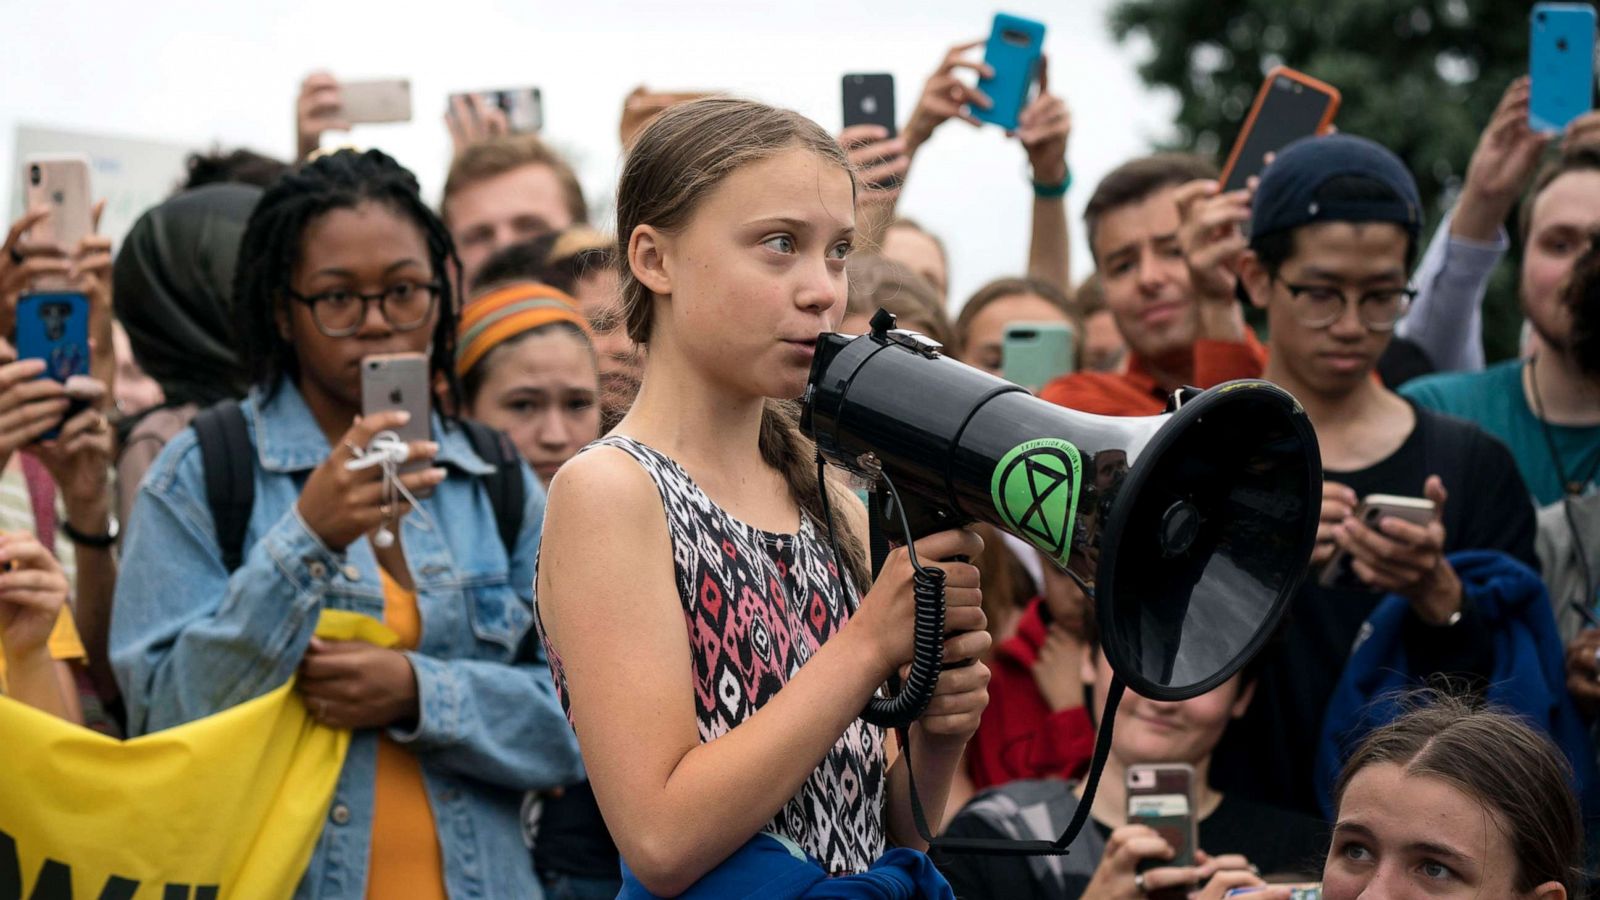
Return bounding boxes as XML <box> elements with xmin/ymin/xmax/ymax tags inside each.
<box><xmin>0</xmin><ymin>606</ymin><xmax>84</xmax><ymax>692</ymax></box>
<box><xmin>366</xmin><ymin>568</ymin><xmax>448</xmax><ymax>900</ymax></box>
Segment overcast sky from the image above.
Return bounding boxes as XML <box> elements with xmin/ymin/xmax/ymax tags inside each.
<box><xmin>1</xmin><ymin>0</ymin><xmax>1179</xmax><ymax>308</ymax></box>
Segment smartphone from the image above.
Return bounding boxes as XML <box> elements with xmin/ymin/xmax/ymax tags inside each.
<box><xmin>451</xmin><ymin>87</ymin><xmax>544</xmax><ymax>134</ymax></box>
<box><xmin>360</xmin><ymin>353</ymin><xmax>430</xmax><ymax>471</ymax></box>
<box><xmin>1530</xmin><ymin>3</ymin><xmax>1598</xmax><ymax>134</ymax></box>
<box><xmin>1219</xmin><ymin>67</ymin><xmax>1341</xmax><ymax>194</ymax></box>
<box><xmin>1127</xmin><ymin>763</ymin><xmax>1196</xmax><ymax>872</ymax></box>
<box><xmin>1002</xmin><ymin>322</ymin><xmax>1076</xmax><ymax>392</ymax></box>
<box><xmin>973</xmin><ymin>13</ymin><xmax>1047</xmax><ymax>131</ymax></box>
<box><xmin>843</xmin><ymin>73</ymin><xmax>900</xmax><ymax>188</ymax></box>
<box><xmin>1226</xmin><ymin>888</ymin><xmax>1321</xmax><ymax>900</ymax></box>
<box><xmin>1319</xmin><ymin>494</ymin><xmax>1437</xmax><ymax>589</ymax></box>
<box><xmin>843</xmin><ymin>73</ymin><xmax>897</xmax><ymax>134</ymax></box>
<box><xmin>339</xmin><ymin>79</ymin><xmax>413</xmax><ymax>125</ymax></box>
<box><xmin>22</xmin><ymin>155</ymin><xmax>93</xmax><ymax>292</ymax></box>
<box><xmin>15</xmin><ymin>291</ymin><xmax>90</xmax><ymax>440</ymax></box>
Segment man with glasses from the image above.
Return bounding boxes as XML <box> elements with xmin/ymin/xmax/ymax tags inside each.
<box><xmin>1206</xmin><ymin>134</ymin><xmax>1540</xmax><ymax>818</ymax></box>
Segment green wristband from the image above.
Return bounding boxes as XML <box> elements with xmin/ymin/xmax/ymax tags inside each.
<box><xmin>1032</xmin><ymin>170</ymin><xmax>1071</xmax><ymax>199</ymax></box>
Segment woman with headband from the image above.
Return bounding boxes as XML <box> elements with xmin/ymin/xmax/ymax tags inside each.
<box><xmin>459</xmin><ymin>281</ymin><xmax>603</xmax><ymax>487</ymax></box>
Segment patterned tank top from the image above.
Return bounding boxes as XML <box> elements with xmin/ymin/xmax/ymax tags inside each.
<box><xmin>536</xmin><ymin>435</ymin><xmax>886</xmax><ymax>875</ymax></box>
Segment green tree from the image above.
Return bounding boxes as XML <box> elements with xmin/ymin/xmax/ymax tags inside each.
<box><xmin>1107</xmin><ymin>0</ymin><xmax>1586</xmax><ymax>361</ymax></box>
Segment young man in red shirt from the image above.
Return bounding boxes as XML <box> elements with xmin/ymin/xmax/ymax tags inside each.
<box><xmin>1040</xmin><ymin>155</ymin><xmax>1265</xmax><ymax>416</ymax></box>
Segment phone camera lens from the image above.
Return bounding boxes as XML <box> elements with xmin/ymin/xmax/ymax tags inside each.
<box><xmin>28</xmin><ymin>165</ymin><xmax>40</xmax><ymax>186</ymax></box>
<box><xmin>1537</xmin><ymin>11</ymin><xmax>1548</xmax><ymax>23</ymax></box>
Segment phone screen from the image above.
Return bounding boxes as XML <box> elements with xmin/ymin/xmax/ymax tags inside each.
<box><xmin>1221</xmin><ymin>74</ymin><xmax>1338</xmax><ymax>193</ymax></box>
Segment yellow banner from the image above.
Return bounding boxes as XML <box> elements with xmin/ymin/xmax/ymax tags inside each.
<box><xmin>0</xmin><ymin>611</ymin><xmax>397</xmax><ymax>900</ymax></box>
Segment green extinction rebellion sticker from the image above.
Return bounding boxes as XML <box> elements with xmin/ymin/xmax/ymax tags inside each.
<box><xmin>990</xmin><ymin>438</ymin><xmax>1083</xmax><ymax>567</ymax></box>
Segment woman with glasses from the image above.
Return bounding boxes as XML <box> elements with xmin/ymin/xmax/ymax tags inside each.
<box><xmin>111</xmin><ymin>149</ymin><xmax>582</xmax><ymax>899</ymax></box>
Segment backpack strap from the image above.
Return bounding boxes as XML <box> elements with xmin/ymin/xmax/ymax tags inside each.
<box><xmin>193</xmin><ymin>400</ymin><xmax>255</xmax><ymax>573</ymax></box>
<box><xmin>459</xmin><ymin>419</ymin><xmax>526</xmax><ymax>561</ymax></box>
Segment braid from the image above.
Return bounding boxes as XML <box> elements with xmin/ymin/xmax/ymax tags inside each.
<box><xmin>233</xmin><ymin>148</ymin><xmax>464</xmax><ymax>412</ymax></box>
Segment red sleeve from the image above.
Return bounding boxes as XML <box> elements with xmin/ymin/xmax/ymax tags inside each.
<box><xmin>1039</xmin><ymin>373</ymin><xmax>1158</xmax><ymax>417</ymax></box>
<box><xmin>965</xmin><ymin>655</ymin><xmax>1096</xmax><ymax>789</ymax></box>
<box><xmin>1025</xmin><ymin>705</ymin><xmax>1095</xmax><ymax>779</ymax></box>
<box><xmin>1191</xmin><ymin>332</ymin><xmax>1267</xmax><ymax>388</ymax></box>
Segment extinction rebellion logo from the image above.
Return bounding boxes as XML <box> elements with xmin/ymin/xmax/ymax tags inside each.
<box><xmin>989</xmin><ymin>438</ymin><xmax>1083</xmax><ymax>567</ymax></box>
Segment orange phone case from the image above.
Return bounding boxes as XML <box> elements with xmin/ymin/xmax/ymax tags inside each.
<box><xmin>1218</xmin><ymin>67</ymin><xmax>1342</xmax><ymax>191</ymax></box>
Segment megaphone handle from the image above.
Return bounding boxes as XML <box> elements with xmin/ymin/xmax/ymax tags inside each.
<box><xmin>943</xmin><ymin>554</ymin><xmax>976</xmax><ymax>670</ymax></box>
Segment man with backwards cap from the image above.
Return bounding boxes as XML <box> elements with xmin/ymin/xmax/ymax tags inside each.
<box><xmin>1204</xmin><ymin>134</ymin><xmax>1541</xmax><ymax>818</ymax></box>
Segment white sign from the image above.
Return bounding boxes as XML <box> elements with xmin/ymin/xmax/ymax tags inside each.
<box><xmin>11</xmin><ymin>125</ymin><xmax>194</xmax><ymax>250</ymax></box>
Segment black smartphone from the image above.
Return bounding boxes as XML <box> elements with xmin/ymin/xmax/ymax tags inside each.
<box><xmin>842</xmin><ymin>73</ymin><xmax>901</xmax><ymax>189</ymax></box>
<box><xmin>1219</xmin><ymin>67</ymin><xmax>1341</xmax><ymax>194</ymax></box>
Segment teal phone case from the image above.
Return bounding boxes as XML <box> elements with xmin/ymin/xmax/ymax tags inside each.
<box><xmin>974</xmin><ymin>13</ymin><xmax>1046</xmax><ymax>131</ymax></box>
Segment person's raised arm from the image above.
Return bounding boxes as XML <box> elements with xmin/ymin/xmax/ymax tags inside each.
<box><xmin>903</xmin><ymin>40</ymin><xmax>993</xmax><ymax>163</ymax></box>
<box><xmin>1175</xmin><ymin>179</ymin><xmax>1251</xmax><ymax>345</ymax></box>
<box><xmin>839</xmin><ymin>125</ymin><xmax>909</xmax><ymax>251</ymax></box>
<box><xmin>1399</xmin><ymin>77</ymin><xmax>1548</xmax><ymax>372</ymax></box>
<box><xmin>1015</xmin><ymin>56</ymin><xmax>1071</xmax><ymax>294</ymax></box>
<box><xmin>295</xmin><ymin>72</ymin><xmax>348</xmax><ymax>162</ymax></box>
<box><xmin>538</xmin><ymin>447</ymin><xmax>983</xmax><ymax>894</ymax></box>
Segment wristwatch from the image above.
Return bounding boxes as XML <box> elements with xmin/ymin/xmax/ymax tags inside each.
<box><xmin>62</xmin><ymin>515</ymin><xmax>119</xmax><ymax>548</ymax></box>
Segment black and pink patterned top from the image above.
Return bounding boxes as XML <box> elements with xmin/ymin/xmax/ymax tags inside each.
<box><xmin>536</xmin><ymin>434</ymin><xmax>887</xmax><ymax>875</ymax></box>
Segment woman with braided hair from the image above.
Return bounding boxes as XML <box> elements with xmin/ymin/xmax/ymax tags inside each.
<box><xmin>111</xmin><ymin>148</ymin><xmax>581</xmax><ymax>899</ymax></box>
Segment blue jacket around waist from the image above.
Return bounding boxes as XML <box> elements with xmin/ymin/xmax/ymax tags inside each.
<box><xmin>110</xmin><ymin>379</ymin><xmax>583</xmax><ymax>899</ymax></box>
<box><xmin>620</xmin><ymin>833</ymin><xmax>954</xmax><ymax>899</ymax></box>
<box><xmin>1316</xmin><ymin>550</ymin><xmax>1599</xmax><ymax>820</ymax></box>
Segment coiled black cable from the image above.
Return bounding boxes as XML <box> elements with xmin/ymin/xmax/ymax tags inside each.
<box><xmin>814</xmin><ymin>456</ymin><xmax>948</xmax><ymax>729</ymax></box>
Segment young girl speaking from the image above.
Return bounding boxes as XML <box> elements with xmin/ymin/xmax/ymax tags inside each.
<box><xmin>535</xmin><ymin>98</ymin><xmax>991</xmax><ymax>896</ymax></box>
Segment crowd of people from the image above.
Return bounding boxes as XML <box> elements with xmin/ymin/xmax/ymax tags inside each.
<box><xmin>0</xmin><ymin>33</ymin><xmax>1597</xmax><ymax>900</ymax></box>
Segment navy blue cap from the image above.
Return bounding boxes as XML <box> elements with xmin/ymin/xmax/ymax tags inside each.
<box><xmin>1249</xmin><ymin>134</ymin><xmax>1421</xmax><ymax>243</ymax></box>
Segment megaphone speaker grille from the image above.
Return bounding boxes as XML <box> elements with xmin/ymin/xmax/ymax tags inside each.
<box><xmin>1096</xmin><ymin>383</ymin><xmax>1320</xmax><ymax>702</ymax></box>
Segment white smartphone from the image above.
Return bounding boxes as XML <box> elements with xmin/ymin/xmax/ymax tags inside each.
<box><xmin>340</xmin><ymin>79</ymin><xmax>413</xmax><ymax>125</ymax></box>
<box><xmin>451</xmin><ymin>87</ymin><xmax>544</xmax><ymax>133</ymax></box>
<box><xmin>1319</xmin><ymin>494</ymin><xmax>1437</xmax><ymax>589</ymax></box>
<box><xmin>22</xmin><ymin>154</ymin><xmax>93</xmax><ymax>291</ymax></box>
<box><xmin>360</xmin><ymin>353</ymin><xmax>431</xmax><ymax>472</ymax></box>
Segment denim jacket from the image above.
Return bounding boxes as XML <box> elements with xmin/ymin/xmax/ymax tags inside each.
<box><xmin>110</xmin><ymin>379</ymin><xmax>583</xmax><ymax>899</ymax></box>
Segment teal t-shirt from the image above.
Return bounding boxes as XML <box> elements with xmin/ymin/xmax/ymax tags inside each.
<box><xmin>1401</xmin><ymin>359</ymin><xmax>1600</xmax><ymax>507</ymax></box>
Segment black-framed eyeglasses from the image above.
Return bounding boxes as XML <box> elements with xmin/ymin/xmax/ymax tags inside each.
<box><xmin>285</xmin><ymin>282</ymin><xmax>442</xmax><ymax>337</ymax></box>
<box><xmin>1274</xmin><ymin>277</ymin><xmax>1417</xmax><ymax>332</ymax></box>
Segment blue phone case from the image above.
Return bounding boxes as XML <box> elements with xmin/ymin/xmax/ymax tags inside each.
<box><xmin>1531</xmin><ymin>3</ymin><xmax>1597</xmax><ymax>133</ymax></box>
<box><xmin>974</xmin><ymin>13</ymin><xmax>1046</xmax><ymax>131</ymax></box>
<box><xmin>15</xmin><ymin>291</ymin><xmax>90</xmax><ymax>383</ymax></box>
<box><xmin>15</xmin><ymin>291</ymin><xmax>89</xmax><ymax>441</ymax></box>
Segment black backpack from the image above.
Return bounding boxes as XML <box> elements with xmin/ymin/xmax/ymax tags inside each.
<box><xmin>191</xmin><ymin>400</ymin><xmax>525</xmax><ymax>572</ymax></box>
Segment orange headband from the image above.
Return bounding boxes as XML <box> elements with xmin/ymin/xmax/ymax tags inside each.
<box><xmin>456</xmin><ymin>282</ymin><xmax>591</xmax><ymax>378</ymax></box>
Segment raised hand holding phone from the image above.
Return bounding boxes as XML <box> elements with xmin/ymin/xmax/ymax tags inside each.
<box><xmin>296</xmin><ymin>71</ymin><xmax>350</xmax><ymax>160</ymax></box>
<box><xmin>1218</xmin><ymin>68</ymin><xmax>1340</xmax><ymax>195</ymax></box>
<box><xmin>972</xmin><ymin>13</ymin><xmax>1047</xmax><ymax>132</ymax></box>
<box><xmin>1013</xmin><ymin>55</ymin><xmax>1071</xmax><ymax>186</ymax></box>
<box><xmin>903</xmin><ymin>39</ymin><xmax>995</xmax><ymax>157</ymax></box>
